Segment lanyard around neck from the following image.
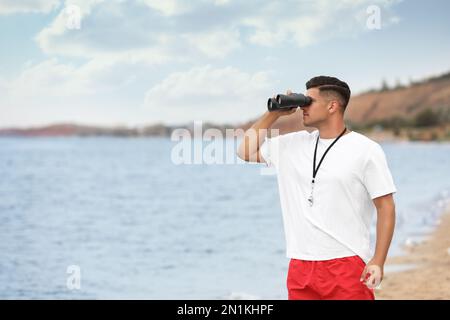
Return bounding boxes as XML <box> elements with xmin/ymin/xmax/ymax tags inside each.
<box><xmin>312</xmin><ymin>127</ymin><xmax>347</xmax><ymax>182</ymax></box>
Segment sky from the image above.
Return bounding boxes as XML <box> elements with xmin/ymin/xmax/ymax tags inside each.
<box><xmin>0</xmin><ymin>0</ymin><xmax>449</xmax><ymax>128</ymax></box>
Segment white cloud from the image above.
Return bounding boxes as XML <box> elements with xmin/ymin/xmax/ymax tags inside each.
<box><xmin>3</xmin><ymin>58</ymin><xmax>128</xmax><ymax>104</ymax></box>
<box><xmin>35</xmin><ymin>0</ymin><xmax>194</xmax><ymax>64</ymax></box>
<box><xmin>144</xmin><ymin>65</ymin><xmax>273</xmax><ymax>124</ymax></box>
<box><xmin>214</xmin><ymin>0</ymin><xmax>231</xmax><ymax>6</ymax></box>
<box><xmin>182</xmin><ymin>29</ymin><xmax>241</xmax><ymax>59</ymax></box>
<box><xmin>243</xmin><ymin>0</ymin><xmax>402</xmax><ymax>47</ymax></box>
<box><xmin>6</xmin><ymin>58</ymin><xmax>113</xmax><ymax>99</ymax></box>
<box><xmin>37</xmin><ymin>12</ymin><xmax>179</xmax><ymax>65</ymax></box>
<box><xmin>0</xmin><ymin>0</ymin><xmax>60</xmax><ymax>14</ymax></box>
<box><xmin>34</xmin><ymin>0</ymin><xmax>402</xmax><ymax>63</ymax></box>
<box><xmin>137</xmin><ymin>0</ymin><xmax>189</xmax><ymax>16</ymax></box>
<box><xmin>0</xmin><ymin>57</ymin><xmax>154</xmax><ymax>127</ymax></box>
<box><xmin>1</xmin><ymin>59</ymin><xmax>273</xmax><ymax>127</ymax></box>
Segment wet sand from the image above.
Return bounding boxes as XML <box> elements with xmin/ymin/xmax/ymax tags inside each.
<box><xmin>376</xmin><ymin>204</ymin><xmax>450</xmax><ymax>300</ymax></box>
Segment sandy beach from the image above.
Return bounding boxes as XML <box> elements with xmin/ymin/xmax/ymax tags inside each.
<box><xmin>376</xmin><ymin>203</ymin><xmax>450</xmax><ymax>300</ymax></box>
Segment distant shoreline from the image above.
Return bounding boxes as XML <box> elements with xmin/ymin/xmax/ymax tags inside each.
<box><xmin>0</xmin><ymin>123</ymin><xmax>449</xmax><ymax>142</ymax></box>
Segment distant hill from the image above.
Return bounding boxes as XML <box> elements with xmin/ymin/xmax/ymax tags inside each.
<box><xmin>0</xmin><ymin>122</ymin><xmax>232</xmax><ymax>138</ymax></box>
<box><xmin>0</xmin><ymin>123</ymin><xmax>171</xmax><ymax>137</ymax></box>
<box><xmin>346</xmin><ymin>72</ymin><xmax>450</xmax><ymax>126</ymax></box>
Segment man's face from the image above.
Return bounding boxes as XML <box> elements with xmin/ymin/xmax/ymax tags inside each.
<box><xmin>302</xmin><ymin>88</ymin><xmax>329</xmax><ymax>127</ymax></box>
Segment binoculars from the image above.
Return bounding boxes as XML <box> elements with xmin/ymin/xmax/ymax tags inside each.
<box><xmin>267</xmin><ymin>93</ymin><xmax>312</xmax><ymax>111</ymax></box>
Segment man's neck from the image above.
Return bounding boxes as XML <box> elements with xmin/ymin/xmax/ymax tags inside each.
<box><xmin>318</xmin><ymin>126</ymin><xmax>350</xmax><ymax>139</ymax></box>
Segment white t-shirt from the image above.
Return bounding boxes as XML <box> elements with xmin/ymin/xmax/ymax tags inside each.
<box><xmin>259</xmin><ymin>129</ymin><xmax>397</xmax><ymax>263</ymax></box>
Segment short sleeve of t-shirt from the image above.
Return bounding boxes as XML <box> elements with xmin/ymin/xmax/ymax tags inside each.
<box><xmin>259</xmin><ymin>131</ymin><xmax>306</xmax><ymax>170</ymax></box>
<box><xmin>362</xmin><ymin>143</ymin><xmax>397</xmax><ymax>199</ymax></box>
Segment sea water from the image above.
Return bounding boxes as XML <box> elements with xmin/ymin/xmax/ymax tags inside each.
<box><xmin>0</xmin><ymin>137</ymin><xmax>449</xmax><ymax>299</ymax></box>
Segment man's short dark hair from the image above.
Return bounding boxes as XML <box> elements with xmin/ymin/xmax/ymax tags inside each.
<box><xmin>306</xmin><ymin>76</ymin><xmax>351</xmax><ymax>112</ymax></box>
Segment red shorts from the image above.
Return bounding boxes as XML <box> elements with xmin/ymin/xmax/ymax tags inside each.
<box><xmin>287</xmin><ymin>255</ymin><xmax>375</xmax><ymax>300</ymax></box>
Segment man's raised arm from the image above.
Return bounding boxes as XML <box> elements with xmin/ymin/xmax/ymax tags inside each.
<box><xmin>237</xmin><ymin>92</ymin><xmax>296</xmax><ymax>163</ymax></box>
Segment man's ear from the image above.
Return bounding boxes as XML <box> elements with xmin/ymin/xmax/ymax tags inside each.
<box><xmin>328</xmin><ymin>100</ymin><xmax>339</xmax><ymax>114</ymax></box>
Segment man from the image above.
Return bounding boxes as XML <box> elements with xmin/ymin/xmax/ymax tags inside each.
<box><xmin>237</xmin><ymin>76</ymin><xmax>397</xmax><ymax>300</ymax></box>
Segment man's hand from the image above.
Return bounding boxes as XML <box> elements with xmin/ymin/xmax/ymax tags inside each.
<box><xmin>237</xmin><ymin>89</ymin><xmax>299</xmax><ymax>162</ymax></box>
<box><xmin>360</xmin><ymin>259</ymin><xmax>383</xmax><ymax>289</ymax></box>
